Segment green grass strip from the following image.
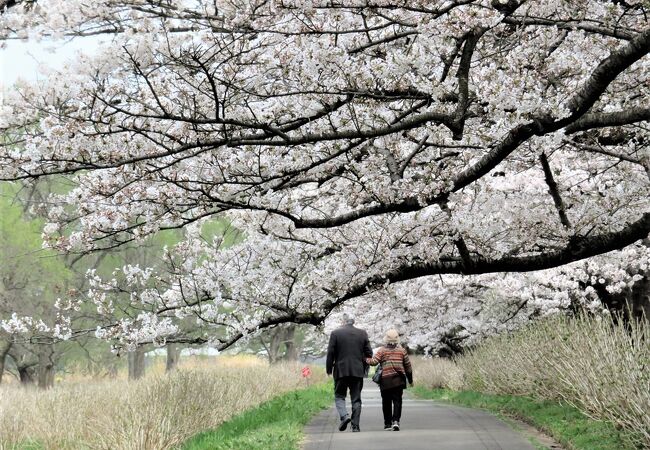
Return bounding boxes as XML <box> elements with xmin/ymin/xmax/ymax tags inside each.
<box><xmin>412</xmin><ymin>387</ymin><xmax>634</xmax><ymax>450</ymax></box>
<box><xmin>181</xmin><ymin>383</ymin><xmax>332</xmax><ymax>450</ymax></box>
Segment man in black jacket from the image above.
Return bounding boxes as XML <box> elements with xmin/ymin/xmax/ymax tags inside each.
<box><xmin>326</xmin><ymin>314</ymin><xmax>373</xmax><ymax>432</ymax></box>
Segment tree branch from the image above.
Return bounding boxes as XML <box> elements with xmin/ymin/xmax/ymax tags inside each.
<box><xmin>539</xmin><ymin>151</ymin><xmax>572</xmax><ymax>230</ymax></box>
<box><xmin>565</xmin><ymin>107</ymin><xmax>650</xmax><ymax>134</ymax></box>
<box><xmin>337</xmin><ymin>212</ymin><xmax>650</xmax><ymax>303</ymax></box>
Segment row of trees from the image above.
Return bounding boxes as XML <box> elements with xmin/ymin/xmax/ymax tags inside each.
<box><xmin>0</xmin><ymin>180</ymin><xmax>318</xmax><ymax>386</ymax></box>
<box><xmin>0</xmin><ymin>0</ymin><xmax>648</xmax><ymax>376</ymax></box>
<box><xmin>2</xmin><ymin>173</ymin><xmax>646</xmax><ymax>386</ymax></box>
<box><xmin>0</xmin><ymin>181</ymin><xmax>189</xmax><ymax>385</ymax></box>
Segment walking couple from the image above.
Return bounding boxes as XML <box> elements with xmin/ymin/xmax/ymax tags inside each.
<box><xmin>325</xmin><ymin>315</ymin><xmax>414</xmax><ymax>432</ymax></box>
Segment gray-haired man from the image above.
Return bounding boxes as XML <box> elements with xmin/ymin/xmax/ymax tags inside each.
<box><xmin>325</xmin><ymin>314</ymin><xmax>373</xmax><ymax>432</ymax></box>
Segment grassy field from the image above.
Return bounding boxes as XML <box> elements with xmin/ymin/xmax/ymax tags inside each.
<box><xmin>182</xmin><ymin>383</ymin><xmax>332</xmax><ymax>450</ymax></box>
<box><xmin>0</xmin><ymin>356</ymin><xmax>325</xmax><ymax>450</ymax></box>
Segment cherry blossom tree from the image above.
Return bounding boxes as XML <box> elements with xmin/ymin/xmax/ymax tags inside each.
<box><xmin>0</xmin><ymin>0</ymin><xmax>648</xmax><ymax>350</ymax></box>
<box><xmin>337</xmin><ymin>241</ymin><xmax>650</xmax><ymax>355</ymax></box>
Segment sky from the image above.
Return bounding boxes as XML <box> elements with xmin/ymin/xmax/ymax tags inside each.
<box><xmin>1</xmin><ymin>37</ymin><xmax>101</xmax><ymax>100</ymax></box>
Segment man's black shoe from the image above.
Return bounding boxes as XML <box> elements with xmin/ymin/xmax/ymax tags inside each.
<box><xmin>338</xmin><ymin>417</ymin><xmax>351</xmax><ymax>431</ymax></box>
<box><xmin>351</xmin><ymin>426</ymin><xmax>361</xmax><ymax>432</ymax></box>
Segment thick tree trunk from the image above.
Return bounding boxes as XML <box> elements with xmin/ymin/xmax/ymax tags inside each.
<box><xmin>267</xmin><ymin>329</ymin><xmax>283</xmax><ymax>364</ymax></box>
<box><xmin>0</xmin><ymin>340</ymin><xmax>11</xmax><ymax>385</ymax></box>
<box><xmin>437</xmin><ymin>325</ymin><xmax>468</xmax><ymax>358</ymax></box>
<box><xmin>8</xmin><ymin>344</ymin><xmax>38</xmax><ymax>386</ymax></box>
<box><xmin>128</xmin><ymin>346</ymin><xmax>146</xmax><ymax>380</ymax></box>
<box><xmin>108</xmin><ymin>364</ymin><xmax>118</xmax><ymax>378</ymax></box>
<box><xmin>628</xmin><ymin>275</ymin><xmax>650</xmax><ymax>320</ymax></box>
<box><xmin>593</xmin><ymin>274</ymin><xmax>650</xmax><ymax>323</ymax></box>
<box><xmin>37</xmin><ymin>347</ymin><xmax>55</xmax><ymax>390</ymax></box>
<box><xmin>18</xmin><ymin>365</ymin><xmax>37</xmax><ymax>384</ymax></box>
<box><xmin>165</xmin><ymin>343</ymin><xmax>182</xmax><ymax>372</ymax></box>
<box><xmin>263</xmin><ymin>324</ymin><xmax>299</xmax><ymax>363</ymax></box>
<box><xmin>283</xmin><ymin>324</ymin><xmax>299</xmax><ymax>362</ymax></box>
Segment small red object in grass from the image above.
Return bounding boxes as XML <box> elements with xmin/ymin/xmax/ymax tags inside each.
<box><xmin>301</xmin><ymin>366</ymin><xmax>312</xmax><ymax>378</ymax></box>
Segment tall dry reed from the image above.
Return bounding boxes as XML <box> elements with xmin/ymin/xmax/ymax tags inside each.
<box><xmin>412</xmin><ymin>357</ymin><xmax>464</xmax><ymax>391</ymax></box>
<box><xmin>452</xmin><ymin>314</ymin><xmax>649</xmax><ymax>448</ymax></box>
<box><xmin>0</xmin><ymin>357</ymin><xmax>323</xmax><ymax>450</ymax></box>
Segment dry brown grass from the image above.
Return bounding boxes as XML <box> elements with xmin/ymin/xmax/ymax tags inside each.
<box><xmin>0</xmin><ymin>356</ymin><xmax>324</xmax><ymax>450</ymax></box>
<box><xmin>412</xmin><ymin>357</ymin><xmax>464</xmax><ymax>391</ymax></box>
<box><xmin>415</xmin><ymin>314</ymin><xmax>650</xmax><ymax>448</ymax></box>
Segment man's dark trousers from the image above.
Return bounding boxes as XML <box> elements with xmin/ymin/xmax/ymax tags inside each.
<box><xmin>335</xmin><ymin>376</ymin><xmax>363</xmax><ymax>426</ymax></box>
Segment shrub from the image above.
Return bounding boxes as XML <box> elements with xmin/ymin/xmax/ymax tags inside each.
<box><xmin>444</xmin><ymin>314</ymin><xmax>649</xmax><ymax>448</ymax></box>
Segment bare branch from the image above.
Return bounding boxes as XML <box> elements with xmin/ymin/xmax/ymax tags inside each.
<box><xmin>539</xmin><ymin>151</ymin><xmax>572</xmax><ymax>230</ymax></box>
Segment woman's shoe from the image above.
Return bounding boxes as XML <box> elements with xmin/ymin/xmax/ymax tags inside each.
<box><xmin>384</xmin><ymin>424</ymin><xmax>393</xmax><ymax>431</ymax></box>
<box><xmin>392</xmin><ymin>421</ymin><xmax>400</xmax><ymax>431</ymax></box>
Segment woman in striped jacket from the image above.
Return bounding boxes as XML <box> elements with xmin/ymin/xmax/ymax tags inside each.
<box><xmin>366</xmin><ymin>329</ymin><xmax>413</xmax><ymax>431</ymax></box>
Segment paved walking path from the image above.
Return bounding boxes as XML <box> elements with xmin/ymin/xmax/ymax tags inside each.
<box><xmin>303</xmin><ymin>384</ymin><xmax>536</xmax><ymax>450</ymax></box>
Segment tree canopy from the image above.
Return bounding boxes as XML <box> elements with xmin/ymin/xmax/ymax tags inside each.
<box><xmin>0</xmin><ymin>0</ymin><xmax>648</xmax><ymax>350</ymax></box>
